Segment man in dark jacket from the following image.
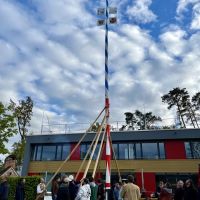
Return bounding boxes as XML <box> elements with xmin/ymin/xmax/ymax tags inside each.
<box><xmin>0</xmin><ymin>176</ymin><xmax>9</xmax><ymax>200</ymax></box>
<box><xmin>174</xmin><ymin>180</ymin><xmax>184</xmax><ymax>200</ymax></box>
<box><xmin>68</xmin><ymin>175</ymin><xmax>79</xmax><ymax>200</ymax></box>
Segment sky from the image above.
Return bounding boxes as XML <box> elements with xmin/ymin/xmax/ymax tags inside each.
<box><xmin>1</xmin><ymin>0</ymin><xmax>200</xmax><ymax>151</ymax></box>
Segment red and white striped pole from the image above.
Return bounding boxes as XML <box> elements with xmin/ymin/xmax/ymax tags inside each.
<box><xmin>105</xmin><ymin>0</ymin><xmax>111</xmax><ymax>198</ymax></box>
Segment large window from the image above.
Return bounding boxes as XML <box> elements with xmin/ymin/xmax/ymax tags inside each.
<box><xmin>119</xmin><ymin>144</ymin><xmax>129</xmax><ymax>159</ymax></box>
<box><xmin>111</xmin><ymin>142</ymin><xmax>165</xmax><ymax>160</ymax></box>
<box><xmin>142</xmin><ymin>143</ymin><xmax>158</xmax><ymax>159</ymax></box>
<box><xmin>185</xmin><ymin>141</ymin><xmax>200</xmax><ymax>159</ymax></box>
<box><xmin>80</xmin><ymin>143</ymin><xmax>100</xmax><ymax>160</ymax></box>
<box><xmin>41</xmin><ymin>145</ymin><xmax>56</xmax><ymax>161</ymax></box>
<box><xmin>31</xmin><ymin>144</ymin><xmax>70</xmax><ymax>161</ymax></box>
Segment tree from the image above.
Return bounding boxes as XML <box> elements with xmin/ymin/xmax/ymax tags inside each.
<box><xmin>161</xmin><ymin>88</ymin><xmax>189</xmax><ymax>128</ymax></box>
<box><xmin>134</xmin><ymin>110</ymin><xmax>162</xmax><ymax>130</ymax></box>
<box><xmin>9</xmin><ymin>96</ymin><xmax>33</xmax><ymax>168</ymax></box>
<box><xmin>10</xmin><ymin>96</ymin><xmax>33</xmax><ymax>141</ymax></box>
<box><xmin>124</xmin><ymin>110</ymin><xmax>162</xmax><ymax>130</ymax></box>
<box><xmin>124</xmin><ymin>112</ymin><xmax>136</xmax><ymax>130</ymax></box>
<box><xmin>0</xmin><ymin>102</ymin><xmax>17</xmax><ymax>154</ymax></box>
<box><xmin>162</xmin><ymin>87</ymin><xmax>199</xmax><ymax>128</ymax></box>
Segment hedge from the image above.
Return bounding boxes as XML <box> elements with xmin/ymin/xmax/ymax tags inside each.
<box><xmin>8</xmin><ymin>176</ymin><xmax>41</xmax><ymax>200</ymax></box>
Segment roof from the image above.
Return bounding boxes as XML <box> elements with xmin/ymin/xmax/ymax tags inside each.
<box><xmin>26</xmin><ymin>128</ymin><xmax>200</xmax><ymax>144</ymax></box>
<box><xmin>0</xmin><ymin>167</ymin><xmax>19</xmax><ymax>177</ymax></box>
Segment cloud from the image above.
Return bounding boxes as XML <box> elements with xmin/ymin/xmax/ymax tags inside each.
<box><xmin>126</xmin><ymin>0</ymin><xmax>157</xmax><ymax>24</ymax></box>
<box><xmin>176</xmin><ymin>0</ymin><xmax>200</xmax><ymax>29</ymax></box>
<box><xmin>1</xmin><ymin>0</ymin><xmax>200</xmax><ymax>158</ymax></box>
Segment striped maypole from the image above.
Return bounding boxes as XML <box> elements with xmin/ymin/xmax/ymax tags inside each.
<box><xmin>97</xmin><ymin>0</ymin><xmax>117</xmax><ymax>197</ymax></box>
<box><xmin>105</xmin><ymin>0</ymin><xmax>111</xmax><ymax>193</ymax></box>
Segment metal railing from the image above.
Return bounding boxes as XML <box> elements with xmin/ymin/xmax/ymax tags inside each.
<box><xmin>37</xmin><ymin>118</ymin><xmax>181</xmax><ymax>135</ymax></box>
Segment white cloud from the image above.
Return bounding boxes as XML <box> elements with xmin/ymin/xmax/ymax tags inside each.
<box><xmin>1</xmin><ymin>0</ymin><xmax>200</xmax><ymax>157</ymax></box>
<box><xmin>190</xmin><ymin>3</ymin><xmax>200</xmax><ymax>29</ymax></box>
<box><xmin>176</xmin><ymin>0</ymin><xmax>200</xmax><ymax>29</ymax></box>
<box><xmin>126</xmin><ymin>0</ymin><xmax>157</xmax><ymax>23</ymax></box>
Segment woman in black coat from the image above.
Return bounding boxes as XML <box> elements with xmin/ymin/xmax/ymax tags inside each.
<box><xmin>183</xmin><ymin>179</ymin><xmax>198</xmax><ymax>200</ymax></box>
<box><xmin>15</xmin><ymin>178</ymin><xmax>25</xmax><ymax>200</ymax></box>
<box><xmin>57</xmin><ymin>177</ymin><xmax>71</xmax><ymax>200</ymax></box>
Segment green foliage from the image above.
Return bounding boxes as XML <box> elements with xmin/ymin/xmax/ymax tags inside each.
<box><xmin>10</xmin><ymin>96</ymin><xmax>33</xmax><ymax>141</ymax></box>
<box><xmin>124</xmin><ymin>110</ymin><xmax>162</xmax><ymax>130</ymax></box>
<box><xmin>8</xmin><ymin>176</ymin><xmax>40</xmax><ymax>200</ymax></box>
<box><xmin>11</xmin><ymin>140</ymin><xmax>26</xmax><ymax>168</ymax></box>
<box><xmin>0</xmin><ymin>102</ymin><xmax>17</xmax><ymax>154</ymax></box>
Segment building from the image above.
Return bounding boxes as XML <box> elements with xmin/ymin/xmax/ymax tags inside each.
<box><xmin>0</xmin><ymin>155</ymin><xmax>19</xmax><ymax>178</ymax></box>
<box><xmin>22</xmin><ymin>128</ymin><xmax>200</xmax><ymax>195</ymax></box>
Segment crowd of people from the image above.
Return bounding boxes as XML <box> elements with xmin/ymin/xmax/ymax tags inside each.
<box><xmin>1</xmin><ymin>174</ymin><xmax>200</xmax><ymax>200</ymax></box>
<box><xmin>151</xmin><ymin>179</ymin><xmax>200</xmax><ymax>200</ymax></box>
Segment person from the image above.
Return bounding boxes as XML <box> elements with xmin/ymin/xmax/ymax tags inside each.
<box><xmin>156</xmin><ymin>181</ymin><xmax>164</xmax><ymax>199</ymax></box>
<box><xmin>120</xmin><ymin>175</ymin><xmax>140</xmax><ymax>200</ymax></box>
<box><xmin>174</xmin><ymin>180</ymin><xmax>184</xmax><ymax>200</ymax></box>
<box><xmin>89</xmin><ymin>177</ymin><xmax>98</xmax><ymax>200</ymax></box>
<box><xmin>51</xmin><ymin>176</ymin><xmax>61</xmax><ymax>200</ymax></box>
<box><xmin>15</xmin><ymin>178</ymin><xmax>26</xmax><ymax>200</ymax></box>
<box><xmin>36</xmin><ymin>178</ymin><xmax>46</xmax><ymax>200</ymax></box>
<box><xmin>57</xmin><ymin>176</ymin><xmax>70</xmax><ymax>200</ymax></box>
<box><xmin>75</xmin><ymin>178</ymin><xmax>91</xmax><ymax>200</ymax></box>
<box><xmin>159</xmin><ymin>182</ymin><xmax>172</xmax><ymax>200</ymax></box>
<box><xmin>113</xmin><ymin>183</ymin><xmax>120</xmax><ymax>200</ymax></box>
<box><xmin>183</xmin><ymin>179</ymin><xmax>198</xmax><ymax>200</ymax></box>
<box><xmin>119</xmin><ymin>181</ymin><xmax>125</xmax><ymax>200</ymax></box>
<box><xmin>69</xmin><ymin>175</ymin><xmax>79</xmax><ymax>200</ymax></box>
<box><xmin>97</xmin><ymin>179</ymin><xmax>105</xmax><ymax>200</ymax></box>
<box><xmin>0</xmin><ymin>176</ymin><xmax>9</xmax><ymax>200</ymax></box>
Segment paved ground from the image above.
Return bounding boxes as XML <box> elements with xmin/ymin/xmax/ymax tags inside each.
<box><xmin>44</xmin><ymin>195</ymin><xmax>52</xmax><ymax>200</ymax></box>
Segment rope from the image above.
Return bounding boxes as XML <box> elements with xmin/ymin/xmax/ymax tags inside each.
<box><xmin>82</xmin><ymin>114</ymin><xmax>106</xmax><ymax>180</ymax></box>
<box><xmin>35</xmin><ymin>107</ymin><xmax>105</xmax><ymax>200</ymax></box>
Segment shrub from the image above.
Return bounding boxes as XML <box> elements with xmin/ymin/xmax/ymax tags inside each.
<box><xmin>8</xmin><ymin>176</ymin><xmax>41</xmax><ymax>200</ymax></box>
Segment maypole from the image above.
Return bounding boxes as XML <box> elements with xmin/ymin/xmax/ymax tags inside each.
<box><xmin>97</xmin><ymin>1</ymin><xmax>117</xmax><ymax>199</ymax></box>
<box><xmin>105</xmin><ymin>0</ymin><xmax>111</xmax><ymax>194</ymax></box>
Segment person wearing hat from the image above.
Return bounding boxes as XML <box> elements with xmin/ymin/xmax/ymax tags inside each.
<box><xmin>69</xmin><ymin>175</ymin><xmax>79</xmax><ymax>200</ymax></box>
<box><xmin>75</xmin><ymin>178</ymin><xmax>91</xmax><ymax>200</ymax></box>
<box><xmin>57</xmin><ymin>176</ymin><xmax>70</xmax><ymax>200</ymax></box>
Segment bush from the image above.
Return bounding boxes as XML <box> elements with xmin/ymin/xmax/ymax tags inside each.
<box><xmin>8</xmin><ymin>176</ymin><xmax>41</xmax><ymax>200</ymax></box>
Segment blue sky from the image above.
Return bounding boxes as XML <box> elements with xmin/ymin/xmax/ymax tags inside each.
<box><xmin>1</xmin><ymin>0</ymin><xmax>200</xmax><ymax>148</ymax></box>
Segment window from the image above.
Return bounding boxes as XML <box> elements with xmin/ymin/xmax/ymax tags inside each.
<box><xmin>80</xmin><ymin>144</ymin><xmax>89</xmax><ymax>160</ymax></box>
<box><xmin>191</xmin><ymin>142</ymin><xmax>200</xmax><ymax>159</ymax></box>
<box><xmin>142</xmin><ymin>143</ymin><xmax>159</xmax><ymax>159</ymax></box>
<box><xmin>36</xmin><ymin>145</ymin><xmax>42</xmax><ymax>161</ymax></box>
<box><xmin>56</xmin><ymin>145</ymin><xmax>62</xmax><ymax>160</ymax></box>
<box><xmin>31</xmin><ymin>145</ymin><xmax>37</xmax><ymax>160</ymax></box>
<box><xmin>119</xmin><ymin>144</ymin><xmax>129</xmax><ymax>159</ymax></box>
<box><xmin>159</xmin><ymin>143</ymin><xmax>165</xmax><ymax>159</ymax></box>
<box><xmin>129</xmin><ymin>143</ymin><xmax>135</xmax><ymax>159</ymax></box>
<box><xmin>185</xmin><ymin>142</ymin><xmax>193</xmax><ymax>159</ymax></box>
<box><xmin>135</xmin><ymin>143</ymin><xmax>142</xmax><ymax>159</ymax></box>
<box><xmin>62</xmin><ymin>144</ymin><xmax>70</xmax><ymax>160</ymax></box>
<box><xmin>112</xmin><ymin>143</ymin><xmax>118</xmax><ymax>159</ymax></box>
<box><xmin>41</xmin><ymin>145</ymin><xmax>56</xmax><ymax>161</ymax></box>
